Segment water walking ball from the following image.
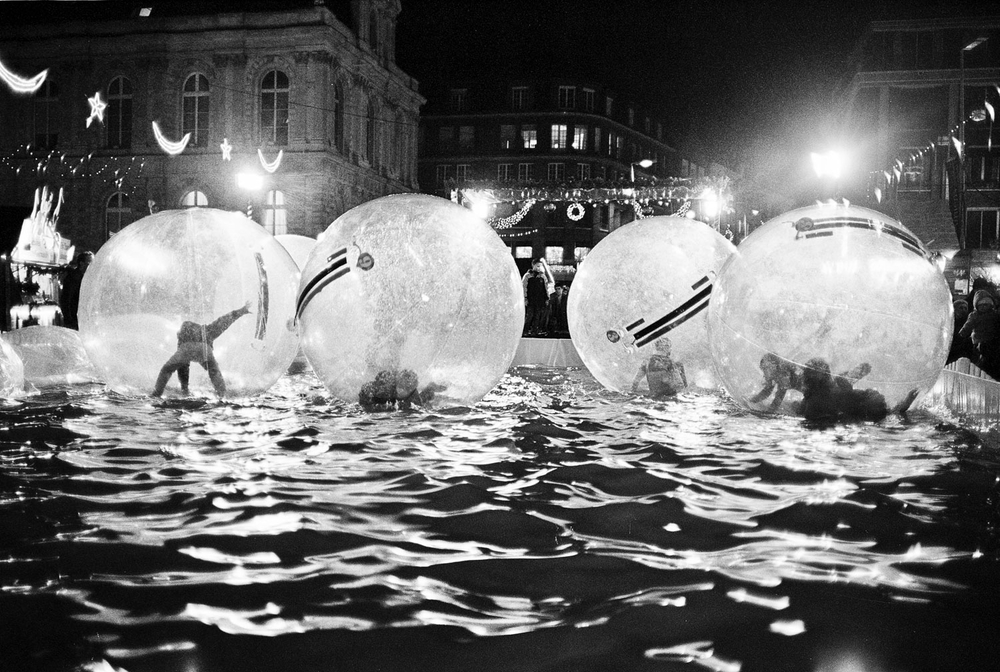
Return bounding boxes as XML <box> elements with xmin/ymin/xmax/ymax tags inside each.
<box><xmin>2</xmin><ymin>325</ymin><xmax>99</xmax><ymax>387</ymax></box>
<box><xmin>275</xmin><ymin>234</ymin><xmax>316</xmax><ymax>271</ymax></box>
<box><xmin>706</xmin><ymin>203</ymin><xmax>952</xmax><ymax>414</ymax></box>
<box><xmin>0</xmin><ymin>337</ymin><xmax>25</xmax><ymax>398</ymax></box>
<box><xmin>79</xmin><ymin>208</ymin><xmax>300</xmax><ymax>398</ymax></box>
<box><xmin>296</xmin><ymin>193</ymin><xmax>524</xmax><ymax>406</ymax></box>
<box><xmin>567</xmin><ymin>216</ymin><xmax>737</xmax><ymax>393</ymax></box>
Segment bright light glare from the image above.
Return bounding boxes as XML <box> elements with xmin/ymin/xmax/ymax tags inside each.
<box><xmin>470</xmin><ymin>201</ymin><xmax>490</xmax><ymax>220</ymax></box>
<box><xmin>700</xmin><ymin>189</ymin><xmax>719</xmax><ymax>218</ymax></box>
<box><xmin>636</xmin><ymin>158</ymin><xmax>654</xmax><ymax>169</ymax></box>
<box><xmin>811</xmin><ymin>150</ymin><xmax>844</xmax><ymax>179</ymax></box>
<box><xmin>237</xmin><ymin>172</ymin><xmax>264</xmax><ymax>191</ymax></box>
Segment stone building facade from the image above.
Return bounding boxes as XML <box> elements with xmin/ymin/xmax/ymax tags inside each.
<box><xmin>0</xmin><ymin>0</ymin><xmax>423</xmax><ymax>255</ymax></box>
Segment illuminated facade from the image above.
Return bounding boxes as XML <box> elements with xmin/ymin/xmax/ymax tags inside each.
<box><xmin>0</xmin><ymin>0</ymin><xmax>423</xmax><ymax>255</ymax></box>
<box><xmin>417</xmin><ymin>78</ymin><xmax>732</xmax><ymax>277</ymax></box>
<box><xmin>837</xmin><ymin>16</ymin><xmax>1000</xmax><ymax>290</ymax></box>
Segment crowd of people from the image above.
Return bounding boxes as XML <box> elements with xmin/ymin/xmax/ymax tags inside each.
<box><xmin>521</xmin><ymin>258</ymin><xmax>569</xmax><ymax>337</ymax></box>
<box><xmin>948</xmin><ymin>277</ymin><xmax>1000</xmax><ymax>379</ymax></box>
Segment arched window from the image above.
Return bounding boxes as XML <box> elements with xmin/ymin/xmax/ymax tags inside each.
<box><xmin>260</xmin><ymin>70</ymin><xmax>289</xmax><ymax>146</ymax></box>
<box><xmin>369</xmin><ymin>10</ymin><xmax>379</xmax><ymax>50</ymax></box>
<box><xmin>263</xmin><ymin>190</ymin><xmax>286</xmax><ymax>235</ymax></box>
<box><xmin>105</xmin><ymin>192</ymin><xmax>133</xmax><ymax>238</ymax></box>
<box><xmin>182</xmin><ymin>74</ymin><xmax>210</xmax><ymax>147</ymax></box>
<box><xmin>333</xmin><ymin>81</ymin><xmax>344</xmax><ymax>152</ymax></box>
<box><xmin>107</xmin><ymin>76</ymin><xmax>133</xmax><ymax>149</ymax></box>
<box><xmin>365</xmin><ymin>100</ymin><xmax>376</xmax><ymax>165</ymax></box>
<box><xmin>179</xmin><ymin>190</ymin><xmax>208</xmax><ymax>208</ymax></box>
<box><xmin>32</xmin><ymin>79</ymin><xmax>59</xmax><ymax>149</ymax></box>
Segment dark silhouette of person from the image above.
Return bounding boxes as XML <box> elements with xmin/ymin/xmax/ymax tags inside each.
<box><xmin>358</xmin><ymin>368</ymin><xmax>446</xmax><ymax>411</ymax></box>
<box><xmin>522</xmin><ymin>258</ymin><xmax>554</xmax><ymax>336</ymax></box>
<box><xmin>632</xmin><ymin>337</ymin><xmax>687</xmax><ymax>397</ymax></box>
<box><xmin>958</xmin><ymin>289</ymin><xmax>1000</xmax><ymax>378</ymax></box>
<box><xmin>749</xmin><ymin>353</ymin><xmax>872</xmax><ymax>411</ymax></box>
<box><xmin>947</xmin><ymin>298</ymin><xmax>974</xmax><ymax>365</ymax></box>
<box><xmin>59</xmin><ymin>251</ymin><xmax>93</xmax><ymax>329</ymax></box>
<box><xmin>798</xmin><ymin>357</ymin><xmax>918</xmax><ymax>423</ymax></box>
<box><xmin>547</xmin><ymin>284</ymin><xmax>569</xmax><ymax>336</ymax></box>
<box><xmin>152</xmin><ymin>301</ymin><xmax>252</xmax><ymax>398</ymax></box>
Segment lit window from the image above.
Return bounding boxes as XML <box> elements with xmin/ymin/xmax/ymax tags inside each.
<box><xmin>583</xmin><ymin>88</ymin><xmax>595</xmax><ymax>111</ymax></box>
<box><xmin>544</xmin><ymin>246</ymin><xmax>564</xmax><ymax>264</ymax></box>
<box><xmin>107</xmin><ymin>76</ymin><xmax>133</xmax><ymax>149</ymax></box>
<box><xmin>576</xmin><ymin>163</ymin><xmax>590</xmax><ymax>180</ymax></box>
<box><xmin>593</xmin><ymin>127</ymin><xmax>601</xmax><ymax>153</ymax></box>
<box><xmin>518</xmin><ymin>163</ymin><xmax>533</xmax><ymax>180</ymax></box>
<box><xmin>574</xmin><ymin>247</ymin><xmax>590</xmax><ymax>263</ymax></box>
<box><xmin>179</xmin><ymin>190</ymin><xmax>208</xmax><ymax>207</ymax></box>
<box><xmin>551</xmin><ymin>124</ymin><xmax>567</xmax><ymax>150</ymax></box>
<box><xmin>558</xmin><ymin>85</ymin><xmax>576</xmax><ymax>109</ymax></box>
<box><xmin>105</xmin><ymin>192</ymin><xmax>133</xmax><ymax>239</ymax></box>
<box><xmin>605</xmin><ymin>96</ymin><xmax>613</xmax><ymax>116</ymax></box>
<box><xmin>260</xmin><ymin>70</ymin><xmax>288</xmax><ymax>146</ymax></box>
<box><xmin>514</xmin><ymin>246</ymin><xmax>533</xmax><ymax>259</ymax></box>
<box><xmin>498</xmin><ymin>163</ymin><xmax>513</xmax><ymax>180</ymax></box>
<box><xmin>450</xmin><ymin>88</ymin><xmax>467</xmax><ymax>112</ymax></box>
<box><xmin>573</xmin><ymin>125</ymin><xmax>587</xmax><ymax>151</ymax></box>
<box><xmin>182</xmin><ymin>74</ymin><xmax>210</xmax><ymax>147</ymax></box>
<box><xmin>521</xmin><ymin>125</ymin><xmax>537</xmax><ymax>149</ymax></box>
<box><xmin>547</xmin><ymin>163</ymin><xmax>565</xmax><ymax>181</ymax></box>
<box><xmin>656</xmin><ymin>122</ymin><xmax>663</xmax><ymax>140</ymax></box>
<box><xmin>264</xmin><ymin>190</ymin><xmax>286</xmax><ymax>235</ymax></box>
<box><xmin>456</xmin><ymin>164</ymin><xmax>469</xmax><ymax>180</ymax></box>
<box><xmin>32</xmin><ymin>79</ymin><xmax>59</xmax><ymax>149</ymax></box>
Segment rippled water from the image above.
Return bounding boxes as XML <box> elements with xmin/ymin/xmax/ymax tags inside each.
<box><xmin>1</xmin><ymin>367</ymin><xmax>998</xmax><ymax>672</ymax></box>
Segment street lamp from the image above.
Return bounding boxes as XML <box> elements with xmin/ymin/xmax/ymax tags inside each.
<box><xmin>630</xmin><ymin>158</ymin><xmax>654</xmax><ymax>183</ymax></box>
<box><xmin>236</xmin><ymin>171</ymin><xmax>263</xmax><ymax>220</ymax></box>
<box><xmin>960</xmin><ymin>36</ymin><xmax>988</xmax><ymax>249</ymax></box>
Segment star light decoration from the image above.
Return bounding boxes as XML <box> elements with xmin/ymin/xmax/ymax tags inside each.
<box><xmin>220</xmin><ymin>137</ymin><xmax>233</xmax><ymax>161</ymax></box>
<box><xmin>257</xmin><ymin>148</ymin><xmax>283</xmax><ymax>173</ymax></box>
<box><xmin>86</xmin><ymin>92</ymin><xmax>107</xmax><ymax>128</ymax></box>
<box><xmin>151</xmin><ymin>121</ymin><xmax>191</xmax><ymax>156</ymax></box>
<box><xmin>0</xmin><ymin>57</ymin><xmax>47</xmax><ymax>94</ymax></box>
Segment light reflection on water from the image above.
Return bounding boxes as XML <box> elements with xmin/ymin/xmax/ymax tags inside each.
<box><xmin>1</xmin><ymin>367</ymin><xmax>998</xmax><ymax>672</ymax></box>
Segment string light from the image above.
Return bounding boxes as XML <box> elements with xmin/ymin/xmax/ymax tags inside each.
<box><xmin>86</xmin><ymin>91</ymin><xmax>106</xmax><ymax>127</ymax></box>
<box><xmin>258</xmin><ymin>148</ymin><xmax>283</xmax><ymax>173</ymax></box>
<box><xmin>488</xmin><ymin>199</ymin><xmax>536</xmax><ymax>229</ymax></box>
<box><xmin>0</xmin><ymin>56</ymin><xmax>47</xmax><ymax>94</ymax></box>
<box><xmin>151</xmin><ymin>121</ymin><xmax>191</xmax><ymax>155</ymax></box>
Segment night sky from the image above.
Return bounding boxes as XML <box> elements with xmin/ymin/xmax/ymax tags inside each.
<box><xmin>396</xmin><ymin>0</ymin><xmax>995</xmax><ymax>189</ymax></box>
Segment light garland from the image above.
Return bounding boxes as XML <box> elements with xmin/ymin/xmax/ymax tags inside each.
<box><xmin>151</xmin><ymin>121</ymin><xmax>191</xmax><ymax>156</ymax></box>
<box><xmin>0</xmin><ymin>57</ymin><xmax>47</xmax><ymax>94</ymax></box>
<box><xmin>86</xmin><ymin>91</ymin><xmax>106</xmax><ymax>128</ymax></box>
<box><xmin>566</xmin><ymin>202</ymin><xmax>585</xmax><ymax>221</ymax></box>
<box><xmin>258</xmin><ymin>148</ymin><xmax>283</xmax><ymax>173</ymax></box>
<box><xmin>498</xmin><ymin>227</ymin><xmax>538</xmax><ymax>238</ymax></box>
<box><xmin>489</xmin><ymin>198</ymin><xmax>536</xmax><ymax>229</ymax></box>
<box><xmin>631</xmin><ymin>199</ymin><xmax>646</xmax><ymax>219</ymax></box>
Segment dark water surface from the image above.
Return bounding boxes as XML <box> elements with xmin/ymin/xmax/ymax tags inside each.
<box><xmin>1</xmin><ymin>367</ymin><xmax>998</xmax><ymax>672</ymax></box>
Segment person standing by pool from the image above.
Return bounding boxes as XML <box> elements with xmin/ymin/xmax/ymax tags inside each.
<box><xmin>958</xmin><ymin>289</ymin><xmax>1000</xmax><ymax>377</ymax></box>
<box><xmin>59</xmin><ymin>251</ymin><xmax>93</xmax><ymax>330</ymax></box>
<box><xmin>522</xmin><ymin>258</ymin><xmax>554</xmax><ymax>337</ymax></box>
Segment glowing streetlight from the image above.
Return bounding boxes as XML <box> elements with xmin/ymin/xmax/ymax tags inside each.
<box><xmin>811</xmin><ymin>150</ymin><xmax>844</xmax><ymax>179</ymax></box>
<box><xmin>700</xmin><ymin>189</ymin><xmax>720</xmax><ymax>218</ymax></box>
<box><xmin>236</xmin><ymin>172</ymin><xmax>263</xmax><ymax>191</ymax></box>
